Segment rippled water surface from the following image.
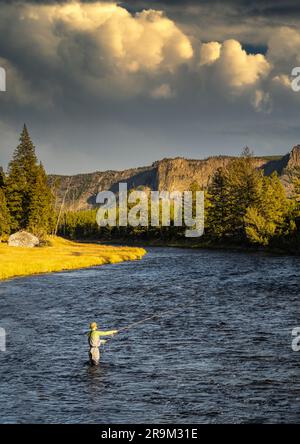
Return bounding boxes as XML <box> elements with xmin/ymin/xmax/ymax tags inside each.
<box><xmin>0</xmin><ymin>248</ymin><xmax>299</xmax><ymax>423</ymax></box>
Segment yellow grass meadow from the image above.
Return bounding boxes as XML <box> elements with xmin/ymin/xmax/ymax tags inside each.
<box><xmin>0</xmin><ymin>236</ymin><xmax>146</xmax><ymax>280</ymax></box>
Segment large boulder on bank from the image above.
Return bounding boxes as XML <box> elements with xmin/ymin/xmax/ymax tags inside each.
<box><xmin>8</xmin><ymin>231</ymin><xmax>39</xmax><ymax>247</ymax></box>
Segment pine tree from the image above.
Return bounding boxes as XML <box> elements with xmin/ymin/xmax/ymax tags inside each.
<box><xmin>206</xmin><ymin>149</ymin><xmax>264</xmax><ymax>241</ymax></box>
<box><xmin>0</xmin><ymin>167</ymin><xmax>10</xmax><ymax>239</ymax></box>
<box><xmin>0</xmin><ymin>166</ymin><xmax>5</xmax><ymax>187</ymax></box>
<box><xmin>223</xmin><ymin>149</ymin><xmax>263</xmax><ymax>239</ymax></box>
<box><xmin>244</xmin><ymin>173</ymin><xmax>292</xmax><ymax>245</ymax></box>
<box><xmin>6</xmin><ymin>125</ymin><xmax>38</xmax><ymax>230</ymax></box>
<box><xmin>27</xmin><ymin>163</ymin><xmax>55</xmax><ymax>237</ymax></box>
<box><xmin>206</xmin><ymin>168</ymin><xmax>231</xmax><ymax>238</ymax></box>
<box><xmin>6</xmin><ymin>125</ymin><xmax>54</xmax><ymax>235</ymax></box>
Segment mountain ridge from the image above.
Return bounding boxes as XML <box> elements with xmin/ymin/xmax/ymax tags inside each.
<box><xmin>49</xmin><ymin>147</ymin><xmax>300</xmax><ymax>210</ymax></box>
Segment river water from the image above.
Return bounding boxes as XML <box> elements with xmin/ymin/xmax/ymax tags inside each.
<box><xmin>0</xmin><ymin>247</ymin><xmax>299</xmax><ymax>423</ymax></box>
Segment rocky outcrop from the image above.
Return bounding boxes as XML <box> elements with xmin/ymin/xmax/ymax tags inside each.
<box><xmin>286</xmin><ymin>145</ymin><xmax>300</xmax><ymax>170</ymax></box>
<box><xmin>262</xmin><ymin>154</ymin><xmax>290</xmax><ymax>176</ymax></box>
<box><xmin>49</xmin><ymin>165</ymin><xmax>156</xmax><ymax>210</ymax></box>
<box><xmin>8</xmin><ymin>231</ymin><xmax>39</xmax><ymax>247</ymax></box>
<box><xmin>48</xmin><ymin>148</ymin><xmax>300</xmax><ymax>210</ymax></box>
<box><xmin>279</xmin><ymin>145</ymin><xmax>300</xmax><ymax>195</ymax></box>
<box><xmin>155</xmin><ymin>157</ymin><xmax>231</xmax><ymax>192</ymax></box>
<box><xmin>155</xmin><ymin>156</ymin><xmax>266</xmax><ymax>192</ymax></box>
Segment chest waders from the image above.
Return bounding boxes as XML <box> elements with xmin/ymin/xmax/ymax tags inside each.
<box><xmin>88</xmin><ymin>335</ymin><xmax>101</xmax><ymax>366</ymax></box>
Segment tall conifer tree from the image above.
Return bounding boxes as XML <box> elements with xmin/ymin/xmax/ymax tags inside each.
<box><xmin>6</xmin><ymin>125</ymin><xmax>54</xmax><ymax>235</ymax></box>
<box><xmin>28</xmin><ymin>163</ymin><xmax>55</xmax><ymax>236</ymax></box>
<box><xmin>0</xmin><ymin>167</ymin><xmax>10</xmax><ymax>239</ymax></box>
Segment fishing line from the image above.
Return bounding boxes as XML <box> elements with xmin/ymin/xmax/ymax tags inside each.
<box><xmin>83</xmin><ymin>283</ymin><xmax>180</xmax><ymax>336</ymax></box>
<box><xmin>120</xmin><ymin>283</ymin><xmax>197</xmax><ymax>332</ymax></box>
<box><xmin>93</xmin><ymin>282</ymin><xmax>198</xmax><ymax>354</ymax></box>
<box><xmin>118</xmin><ymin>300</ymin><xmax>195</xmax><ymax>333</ymax></box>
<box><xmin>103</xmin><ymin>295</ymin><xmax>197</xmax><ymax>350</ymax></box>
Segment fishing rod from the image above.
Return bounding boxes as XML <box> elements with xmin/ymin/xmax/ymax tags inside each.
<box><xmin>90</xmin><ymin>283</ymin><xmax>198</xmax><ymax>349</ymax></box>
<box><xmin>117</xmin><ymin>301</ymin><xmax>194</xmax><ymax>333</ymax></box>
<box><xmin>83</xmin><ymin>284</ymin><xmax>176</xmax><ymax>337</ymax></box>
<box><xmin>116</xmin><ymin>283</ymin><xmax>197</xmax><ymax>333</ymax></box>
<box><xmin>103</xmin><ymin>297</ymin><xmax>197</xmax><ymax>348</ymax></box>
<box><xmin>99</xmin><ymin>302</ymin><xmax>194</xmax><ymax>356</ymax></box>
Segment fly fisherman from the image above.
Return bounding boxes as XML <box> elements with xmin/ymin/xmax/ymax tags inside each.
<box><xmin>88</xmin><ymin>322</ymin><xmax>118</xmax><ymax>365</ymax></box>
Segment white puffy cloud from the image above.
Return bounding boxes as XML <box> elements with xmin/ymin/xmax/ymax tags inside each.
<box><xmin>199</xmin><ymin>39</ymin><xmax>271</xmax><ymax>88</ymax></box>
<box><xmin>0</xmin><ymin>1</ymin><xmax>194</xmax><ymax>102</ymax></box>
<box><xmin>219</xmin><ymin>40</ymin><xmax>271</xmax><ymax>87</ymax></box>
<box><xmin>6</xmin><ymin>2</ymin><xmax>193</xmax><ymax>74</ymax></box>
<box><xmin>199</xmin><ymin>41</ymin><xmax>221</xmax><ymax>66</ymax></box>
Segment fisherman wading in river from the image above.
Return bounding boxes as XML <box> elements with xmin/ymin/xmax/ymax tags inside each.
<box><xmin>88</xmin><ymin>322</ymin><xmax>118</xmax><ymax>365</ymax></box>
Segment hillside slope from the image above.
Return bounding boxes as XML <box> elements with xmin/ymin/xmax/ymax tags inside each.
<box><xmin>49</xmin><ymin>147</ymin><xmax>300</xmax><ymax>210</ymax></box>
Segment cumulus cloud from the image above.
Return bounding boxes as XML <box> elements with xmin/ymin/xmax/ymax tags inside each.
<box><xmin>200</xmin><ymin>39</ymin><xmax>271</xmax><ymax>88</ymax></box>
<box><xmin>219</xmin><ymin>40</ymin><xmax>271</xmax><ymax>87</ymax></box>
<box><xmin>11</xmin><ymin>2</ymin><xmax>193</xmax><ymax>73</ymax></box>
<box><xmin>199</xmin><ymin>41</ymin><xmax>221</xmax><ymax>66</ymax></box>
<box><xmin>0</xmin><ymin>1</ymin><xmax>286</xmax><ymax>105</ymax></box>
<box><xmin>0</xmin><ymin>1</ymin><xmax>194</xmax><ymax>102</ymax></box>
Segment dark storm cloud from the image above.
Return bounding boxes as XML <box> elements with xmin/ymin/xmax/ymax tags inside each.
<box><xmin>4</xmin><ymin>0</ymin><xmax>300</xmax><ymax>16</ymax></box>
<box><xmin>119</xmin><ymin>0</ymin><xmax>300</xmax><ymax>15</ymax></box>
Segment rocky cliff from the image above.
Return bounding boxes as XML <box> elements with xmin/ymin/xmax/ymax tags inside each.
<box><xmin>155</xmin><ymin>156</ymin><xmax>267</xmax><ymax>192</ymax></box>
<box><xmin>286</xmin><ymin>145</ymin><xmax>300</xmax><ymax>169</ymax></box>
<box><xmin>278</xmin><ymin>145</ymin><xmax>300</xmax><ymax>194</ymax></box>
<box><xmin>49</xmin><ymin>146</ymin><xmax>300</xmax><ymax>210</ymax></box>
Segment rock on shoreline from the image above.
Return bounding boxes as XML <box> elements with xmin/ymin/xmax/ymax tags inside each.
<box><xmin>8</xmin><ymin>231</ymin><xmax>40</xmax><ymax>248</ymax></box>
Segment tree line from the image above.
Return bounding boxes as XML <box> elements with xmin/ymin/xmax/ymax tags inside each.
<box><xmin>59</xmin><ymin>148</ymin><xmax>300</xmax><ymax>250</ymax></box>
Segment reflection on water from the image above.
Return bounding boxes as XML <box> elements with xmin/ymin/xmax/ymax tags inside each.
<box><xmin>0</xmin><ymin>247</ymin><xmax>299</xmax><ymax>423</ymax></box>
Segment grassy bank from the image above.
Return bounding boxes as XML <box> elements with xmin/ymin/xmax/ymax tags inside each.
<box><xmin>0</xmin><ymin>236</ymin><xmax>146</xmax><ymax>280</ymax></box>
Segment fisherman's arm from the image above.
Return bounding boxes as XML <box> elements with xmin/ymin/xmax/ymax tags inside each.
<box><xmin>98</xmin><ymin>330</ymin><xmax>118</xmax><ymax>336</ymax></box>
